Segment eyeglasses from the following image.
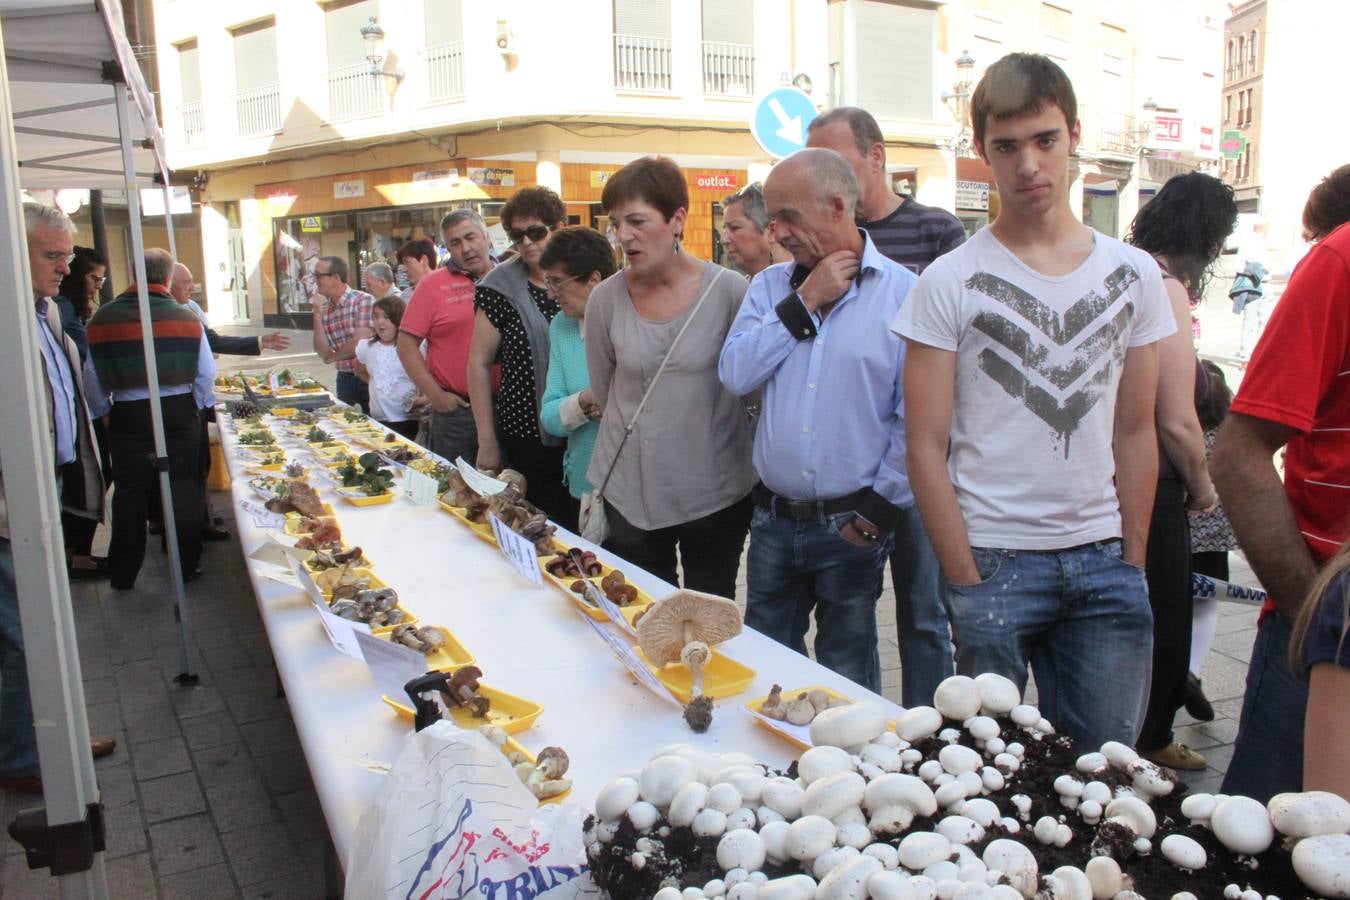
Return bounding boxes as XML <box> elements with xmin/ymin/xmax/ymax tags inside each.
<box><xmin>43</xmin><ymin>251</ymin><xmax>76</xmax><ymax>265</ymax></box>
<box><xmin>314</xmin><ymin>269</ymin><xmax>333</xmax><ymax>278</ymax></box>
<box><xmin>508</xmin><ymin>224</ymin><xmax>551</xmax><ymax>244</ymax></box>
<box><xmin>724</xmin><ymin>184</ymin><xmax>764</xmax><ymax>205</ymax></box>
<box><xmin>90</xmin><ymin>274</ymin><xmax>107</xmax><ymax>285</ymax></box>
<box><xmin>544</xmin><ymin>273</ymin><xmax>580</xmax><ymax>291</ymax></box>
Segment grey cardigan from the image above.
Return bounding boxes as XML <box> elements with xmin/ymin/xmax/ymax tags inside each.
<box><xmin>585</xmin><ymin>262</ymin><xmax>756</xmax><ymax>530</ymax></box>
<box><xmin>479</xmin><ymin>257</ymin><xmax>563</xmax><ymax>447</ymax></box>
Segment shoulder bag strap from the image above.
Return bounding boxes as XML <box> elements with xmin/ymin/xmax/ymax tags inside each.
<box><xmin>594</xmin><ymin>267</ymin><xmax>726</xmax><ymax>497</ymax></box>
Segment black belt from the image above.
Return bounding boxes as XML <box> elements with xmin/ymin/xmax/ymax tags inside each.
<box><xmin>752</xmin><ymin>484</ymin><xmax>866</xmax><ymax>520</ymax></box>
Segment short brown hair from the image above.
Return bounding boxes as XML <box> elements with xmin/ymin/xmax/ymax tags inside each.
<box><xmin>397</xmin><ymin>238</ymin><xmax>436</xmax><ymax>267</ymax></box>
<box><xmin>539</xmin><ymin>226</ymin><xmax>618</xmax><ymax>281</ymax></box>
<box><xmin>601</xmin><ymin>156</ymin><xmax>688</xmax><ymax>222</ymax></box>
<box><xmin>970</xmin><ymin>53</ymin><xmax>1078</xmax><ymax>146</ymax></box>
<box><xmin>501</xmin><ymin>187</ymin><xmax>566</xmax><ymax>231</ymax></box>
<box><xmin>1302</xmin><ymin>164</ymin><xmax>1350</xmax><ymax>241</ymax></box>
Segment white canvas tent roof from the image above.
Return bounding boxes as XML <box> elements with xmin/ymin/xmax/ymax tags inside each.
<box><xmin>2</xmin><ymin>0</ymin><xmax>167</xmax><ymax>189</ymax></box>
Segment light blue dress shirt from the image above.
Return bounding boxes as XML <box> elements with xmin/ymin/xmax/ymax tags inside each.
<box><xmin>719</xmin><ymin>230</ymin><xmax>918</xmax><ymax>512</ymax></box>
<box><xmin>34</xmin><ymin>299</ymin><xmax>77</xmax><ymax>466</ymax></box>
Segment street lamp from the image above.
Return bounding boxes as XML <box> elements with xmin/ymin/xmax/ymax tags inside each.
<box><xmin>941</xmin><ymin>50</ymin><xmax>977</xmax><ymax>156</ymax></box>
<box><xmin>361</xmin><ymin>17</ymin><xmax>404</xmax><ymax>81</ymax></box>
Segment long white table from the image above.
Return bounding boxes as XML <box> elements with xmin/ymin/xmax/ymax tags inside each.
<box><xmin>217</xmin><ymin>407</ymin><xmax>901</xmax><ymax>875</ymax></box>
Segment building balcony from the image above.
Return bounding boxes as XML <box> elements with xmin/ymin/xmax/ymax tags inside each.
<box><xmin>1096</xmin><ymin>114</ymin><xmax>1147</xmax><ymax>156</ymax></box>
<box><xmin>423</xmin><ymin>40</ymin><xmax>466</xmax><ymax>103</ymax></box>
<box><xmin>702</xmin><ymin>41</ymin><xmax>754</xmax><ymax>97</ymax></box>
<box><xmin>326</xmin><ymin>61</ymin><xmax>383</xmax><ymax>121</ymax></box>
<box><xmin>180</xmin><ymin>100</ymin><xmax>206</xmax><ymax>148</ymax></box>
<box><xmin>613</xmin><ymin>33</ymin><xmax>672</xmax><ymax>93</ymax></box>
<box><xmin>234</xmin><ymin>85</ymin><xmax>282</xmax><ymax>138</ymax></box>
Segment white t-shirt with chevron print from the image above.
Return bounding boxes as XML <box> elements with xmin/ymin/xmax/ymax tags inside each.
<box><xmin>894</xmin><ymin>227</ymin><xmax>1175</xmax><ymax>550</ymax></box>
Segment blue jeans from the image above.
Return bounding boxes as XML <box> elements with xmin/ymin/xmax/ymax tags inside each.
<box><xmin>0</xmin><ymin>536</ymin><xmax>37</xmax><ymax>778</ymax></box>
<box><xmin>336</xmin><ymin>370</ymin><xmax>369</xmax><ymax>413</ymax></box>
<box><xmin>1222</xmin><ymin>613</ymin><xmax>1306</xmax><ymax>802</ymax></box>
<box><xmin>891</xmin><ymin>503</ymin><xmax>954</xmax><ymax>708</ymax></box>
<box><xmin>942</xmin><ymin>540</ymin><xmax>1153</xmax><ymax>749</ymax></box>
<box><xmin>744</xmin><ymin>506</ymin><xmax>893</xmax><ymax>693</ymax></box>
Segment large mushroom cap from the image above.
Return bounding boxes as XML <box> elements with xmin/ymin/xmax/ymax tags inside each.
<box><xmin>636</xmin><ymin>589</ymin><xmax>743</xmax><ymax>665</ymax></box>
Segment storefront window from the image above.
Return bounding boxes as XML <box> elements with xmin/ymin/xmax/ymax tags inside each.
<box><xmin>269</xmin><ymin>199</ymin><xmax>503</xmax><ymax>324</ymax></box>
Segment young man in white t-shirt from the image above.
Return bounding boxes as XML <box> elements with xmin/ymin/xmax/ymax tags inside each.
<box><xmin>892</xmin><ymin>53</ymin><xmax>1175</xmax><ymax>749</ymax></box>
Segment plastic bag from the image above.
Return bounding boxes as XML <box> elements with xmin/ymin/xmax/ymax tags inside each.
<box><xmin>346</xmin><ymin>722</ymin><xmax>597</xmax><ymax>899</ymax></box>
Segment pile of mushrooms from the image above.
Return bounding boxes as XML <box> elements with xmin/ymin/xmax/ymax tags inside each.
<box><xmin>584</xmin><ymin>673</ymin><xmax>1350</xmax><ymax>899</ymax></box>
<box><xmin>760</xmin><ymin>686</ymin><xmax>851</xmax><ymax>726</ymax></box>
<box><xmin>635</xmin><ymin>590</ymin><xmax>744</xmax><ymax>733</ymax></box>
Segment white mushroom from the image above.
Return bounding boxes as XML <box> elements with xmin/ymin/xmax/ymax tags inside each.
<box><xmin>812</xmin><ymin>846</ymin><xmax>860</xmax><ymax>880</ymax></box>
<box><xmin>802</xmin><ymin>770</ymin><xmax>867</xmax><ymax>820</ymax></box>
<box><xmin>627</xmin><ymin>800</ymin><xmax>660</xmax><ymax>831</ymax></box>
<box><xmin>755</xmin><ymin>874</ymin><xmax>817</xmax><ymax>900</ymax></box>
<box><xmin>1083</xmin><ymin>856</ymin><xmax>1122</xmax><ymax>899</ymax></box>
<box><xmin>717</xmin><ymin>828</ymin><xmax>767</xmax><ymax>872</ymax></box>
<box><xmin>1049</xmin><ymin>866</ymin><xmax>1093</xmax><ymax>900</ymax></box>
<box><xmin>1160</xmin><ymin>834</ymin><xmax>1207</xmax><ymax>871</ymax></box>
<box><xmin>1010</xmin><ymin>705</ymin><xmax>1041</xmax><ymax>728</ymax></box>
<box><xmin>936</xmin><ymin>815</ymin><xmax>985</xmax><ymax>846</ymax></box>
<box><xmin>636</xmin><ymin>589</ymin><xmax>743</xmax><ymax>731</ymax></box>
<box><xmin>1290</xmin><ymin>832</ymin><xmax>1350</xmax><ymax>898</ymax></box>
<box><xmin>760</xmin><ymin>820</ymin><xmax>790</xmax><ymax>864</ymax></box>
<box><xmin>798</xmin><ymin>745</ymin><xmax>855</xmax><ymax>785</ymax></box>
<box><xmin>939</xmin><ymin>744</ymin><xmax>984</xmax><ymax>776</ymax></box>
<box><xmin>965</xmin><ymin>716</ymin><xmax>1001</xmax><ymax>742</ymax></box>
<box><xmin>973</xmin><ymin>673</ymin><xmax>1020</xmax><ymax>715</ymax></box>
<box><xmin>1181</xmin><ymin>792</ymin><xmax>1216</xmax><ymax>826</ymax></box>
<box><xmin>669</xmin><ymin>781</ymin><xmax>710</xmax><ymax>828</ymax></box>
<box><xmin>1127</xmin><ymin>759</ymin><xmax>1175</xmax><ymax>798</ymax></box>
<box><xmin>783</xmin><ymin>814</ymin><xmax>836</xmax><ymax>861</ymax></box>
<box><xmin>727</xmin><ymin>807</ymin><xmax>756</xmax><ymax>831</ymax></box>
<box><xmin>867</xmin><ymin>870</ymin><xmax>917</xmax><ymax>900</ymax></box>
<box><xmin>898</xmin><ymin>832</ymin><xmax>954</xmax><ymax>870</ymax></box>
<box><xmin>863</xmin><ymin>842</ymin><xmax>901</xmax><ymax>870</ymax></box>
<box><xmin>897</xmin><ymin>706</ymin><xmax>944</xmax><ymax>742</ymax></box>
<box><xmin>693</xmin><ymin>807</ymin><xmax>728</xmax><ymax>839</ymax></box>
<box><xmin>640</xmin><ymin>755</ymin><xmax>701</xmax><ymax>809</ymax></box>
<box><xmin>1211</xmin><ymin>795</ymin><xmax>1275</xmax><ymax>855</ymax></box>
<box><xmin>933</xmin><ymin>676</ymin><xmax>983</xmax><ymax>721</ymax></box>
<box><xmin>817</xmin><ymin>854</ymin><xmax>883</xmax><ymax>900</ymax></box>
<box><xmin>982</xmin><ymin>839</ymin><xmax>1038</xmax><ymax>899</ymax></box>
<box><xmin>1267</xmin><ymin>790</ymin><xmax>1350</xmax><ymax>838</ymax></box>
<box><xmin>597</xmin><ymin>777</ymin><xmax>641</xmax><ymax>821</ymax></box>
<box><xmin>706</xmin><ymin>782</ymin><xmax>743</xmax><ymax>814</ymax></box>
<box><xmin>810</xmin><ymin>701</ymin><xmax>888</xmax><ymax>753</ymax></box>
<box><xmin>1100</xmin><ymin>741</ymin><xmax>1139</xmax><ymax>768</ymax></box>
<box><xmin>1104</xmin><ymin>796</ymin><xmax>1157</xmax><ymax>839</ymax></box>
<box><xmin>761</xmin><ymin>777</ymin><xmax>805</xmax><ymax>819</ymax></box>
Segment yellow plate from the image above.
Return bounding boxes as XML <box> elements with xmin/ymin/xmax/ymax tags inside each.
<box><xmin>254</xmin><ymin>462</ymin><xmax>286</xmax><ymax>472</ymax></box>
<box><xmin>382</xmin><ymin>625</ymin><xmax>475</xmax><ymax>671</ymax></box>
<box><xmin>437</xmin><ymin>498</ymin><xmax>497</xmax><ymax>543</ymax></box>
<box><xmin>382</xmin><ymin>683</ymin><xmax>543</xmax><ymax>733</ymax></box>
<box><xmin>282</xmin><ymin>506</ymin><xmax>337</xmax><ymax>535</ymax></box>
<box><xmin>270</xmin><ymin>407</ymin><xmax>298</xmax><ymax>417</ymax></box>
<box><xmin>633</xmin><ymin>648</ymin><xmax>757</xmax><ymax>703</ymax></box>
<box><xmin>542</xmin><ymin>569</ymin><xmax>652</xmax><ymax>625</ymax></box>
<box><xmin>338</xmin><ymin>488</ymin><xmax>395</xmax><ymax>507</ymax></box>
<box><xmin>314</xmin><ymin>566</ymin><xmax>387</xmax><ymax>597</ymax></box>
<box><xmin>745</xmin><ymin>686</ymin><xmax>853</xmax><ymax>750</ymax></box>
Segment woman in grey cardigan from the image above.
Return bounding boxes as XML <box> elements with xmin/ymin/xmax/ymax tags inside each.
<box><xmin>586</xmin><ymin>157</ymin><xmax>757</xmax><ymax>598</ymax></box>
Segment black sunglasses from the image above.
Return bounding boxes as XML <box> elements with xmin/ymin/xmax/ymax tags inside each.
<box><xmin>508</xmin><ymin>224</ymin><xmax>551</xmax><ymax>244</ymax></box>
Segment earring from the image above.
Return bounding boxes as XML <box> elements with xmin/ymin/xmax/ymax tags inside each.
<box><xmin>673</xmin><ymin>236</ymin><xmax>681</xmax><ymax>253</ymax></box>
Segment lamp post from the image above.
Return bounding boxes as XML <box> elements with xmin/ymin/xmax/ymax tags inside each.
<box><xmin>361</xmin><ymin>17</ymin><xmax>404</xmax><ymax>82</ymax></box>
<box><xmin>942</xmin><ymin>50</ymin><xmax>977</xmax><ymax>157</ymax></box>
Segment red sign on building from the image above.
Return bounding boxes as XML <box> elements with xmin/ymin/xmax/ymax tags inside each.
<box><xmin>695</xmin><ymin>174</ymin><xmax>738</xmax><ymax>191</ymax></box>
<box><xmin>1152</xmin><ymin>115</ymin><xmax>1184</xmax><ymax>144</ymax></box>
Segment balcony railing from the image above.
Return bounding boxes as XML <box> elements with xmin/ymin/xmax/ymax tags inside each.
<box><xmin>423</xmin><ymin>41</ymin><xmax>466</xmax><ymax>102</ymax></box>
<box><xmin>234</xmin><ymin>85</ymin><xmax>281</xmax><ymax>138</ymax></box>
<box><xmin>1097</xmin><ymin>113</ymin><xmax>1147</xmax><ymax>156</ymax></box>
<box><xmin>702</xmin><ymin>41</ymin><xmax>753</xmax><ymax>97</ymax></box>
<box><xmin>613</xmin><ymin>34</ymin><xmax>672</xmax><ymax>92</ymax></box>
<box><xmin>326</xmin><ymin>61</ymin><xmax>383</xmax><ymax>121</ymax></box>
<box><xmin>180</xmin><ymin>100</ymin><xmax>205</xmax><ymax>147</ymax></box>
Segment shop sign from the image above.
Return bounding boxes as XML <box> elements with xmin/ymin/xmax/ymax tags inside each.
<box><xmin>412</xmin><ymin>168</ymin><xmax>458</xmax><ymax>189</ymax></box>
<box><xmin>1220</xmin><ymin>130</ymin><xmax>1246</xmax><ymax>159</ymax></box>
<box><xmin>300</xmin><ymin>216</ymin><xmax>322</xmax><ymax>233</ymax></box>
<box><xmin>955</xmin><ymin>180</ymin><xmax>990</xmax><ymax>211</ymax></box>
<box><xmin>695</xmin><ymin>174</ymin><xmax>738</xmax><ymax>191</ymax></box>
<box><xmin>1151</xmin><ymin>115</ymin><xmax>1184</xmax><ymax>145</ymax></box>
<box><xmin>334</xmin><ymin>179</ymin><xmax>365</xmax><ymax>199</ymax></box>
<box><xmin>469</xmin><ymin>166</ymin><xmax>515</xmax><ymax>187</ymax></box>
<box><xmin>589</xmin><ymin>170</ymin><xmax>612</xmax><ymax>188</ymax></box>
<box><xmin>1198</xmin><ymin>125</ymin><xmax>1216</xmax><ymax>155</ymax></box>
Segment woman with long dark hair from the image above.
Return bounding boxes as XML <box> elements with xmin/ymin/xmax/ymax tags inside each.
<box><xmin>1126</xmin><ymin>172</ymin><xmax>1237</xmax><ymax>768</ymax></box>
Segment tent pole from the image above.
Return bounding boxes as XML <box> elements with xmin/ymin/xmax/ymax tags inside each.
<box><xmin>161</xmin><ymin>183</ymin><xmax>177</xmax><ymax>259</ymax></box>
<box><xmin>113</xmin><ymin>86</ymin><xmax>197</xmax><ymax>684</ymax></box>
<box><xmin>0</xmin><ymin>24</ymin><xmax>107</xmax><ymax>899</ymax></box>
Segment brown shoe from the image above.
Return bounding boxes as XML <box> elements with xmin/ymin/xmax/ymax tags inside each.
<box><xmin>1146</xmin><ymin>741</ymin><xmax>1208</xmax><ymax>771</ymax></box>
<box><xmin>91</xmin><ymin>738</ymin><xmax>117</xmax><ymax>759</ymax></box>
<box><xmin>0</xmin><ymin>774</ymin><xmax>42</xmax><ymax>792</ymax></box>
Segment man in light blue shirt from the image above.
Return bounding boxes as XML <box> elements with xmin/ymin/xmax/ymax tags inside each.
<box><xmin>719</xmin><ymin>148</ymin><xmax>917</xmax><ymax>692</ymax></box>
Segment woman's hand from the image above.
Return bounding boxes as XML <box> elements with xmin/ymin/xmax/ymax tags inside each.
<box><xmin>578</xmin><ymin>389</ymin><xmax>602</xmax><ymax>419</ymax></box>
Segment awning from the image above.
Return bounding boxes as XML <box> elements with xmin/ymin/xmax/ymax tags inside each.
<box><xmin>2</xmin><ymin>0</ymin><xmax>167</xmax><ymax>189</ymax></box>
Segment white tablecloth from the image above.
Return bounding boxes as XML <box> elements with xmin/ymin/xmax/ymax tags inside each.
<box><xmin>217</xmin><ymin>410</ymin><xmax>900</xmax><ymax>868</ymax></box>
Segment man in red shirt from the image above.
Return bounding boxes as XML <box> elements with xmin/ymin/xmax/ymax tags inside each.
<box><xmin>397</xmin><ymin>238</ymin><xmax>481</xmax><ymax>462</ymax></box>
<box><xmin>1212</xmin><ymin>220</ymin><xmax>1350</xmax><ymax>801</ymax></box>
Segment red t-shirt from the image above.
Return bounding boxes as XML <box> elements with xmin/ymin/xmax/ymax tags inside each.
<box><xmin>400</xmin><ymin>267</ymin><xmax>478</xmax><ymax>397</ymax></box>
<box><xmin>1230</xmin><ymin>222</ymin><xmax>1350</xmax><ymax>614</ymax></box>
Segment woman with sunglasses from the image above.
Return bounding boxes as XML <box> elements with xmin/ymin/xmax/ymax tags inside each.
<box><xmin>467</xmin><ymin>186</ymin><xmax>573</xmax><ymax>524</ymax></box>
<box><xmin>585</xmin><ymin>156</ymin><xmax>756</xmax><ymax>598</ymax></box>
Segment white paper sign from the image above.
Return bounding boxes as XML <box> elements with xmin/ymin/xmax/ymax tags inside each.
<box><xmin>454</xmin><ymin>457</ymin><xmax>507</xmax><ymax>496</ymax></box>
<box><xmin>256</xmin><ymin>565</ymin><xmax>303</xmax><ymax>589</ymax></box>
<box><xmin>354</xmin><ymin>629</ymin><xmax>428</xmax><ymax>701</ymax></box>
<box><xmin>240</xmin><ymin>500</ymin><xmax>284</xmax><ymax>529</ymax></box>
<box><xmin>315</xmin><ymin>601</ymin><xmax>371</xmax><ymax>660</ymax></box>
<box><xmin>488</xmin><ymin>514</ymin><xmax>543</xmax><ymax>586</ymax></box>
<box><xmin>745</xmin><ymin>706</ymin><xmax>816</xmax><ymax>746</ymax></box>
<box><xmin>269</xmin><ymin>370</ymin><xmax>282</xmax><ymax>392</ymax></box>
<box><xmin>289</xmin><ymin>556</ymin><xmax>328</xmax><ymax>608</ymax></box>
<box><xmin>575</xmin><ymin>579</ymin><xmax>637</xmax><ymax>637</ymax></box>
<box><xmin>581</xmin><ymin>614</ymin><xmax>681</xmax><ymax>706</ymax></box>
<box><xmin>402</xmin><ymin>467</ymin><xmax>439</xmax><ymax>506</ymax></box>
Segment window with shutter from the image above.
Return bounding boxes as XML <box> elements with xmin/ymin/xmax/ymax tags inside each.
<box><xmin>701</xmin><ymin>0</ymin><xmax>753</xmax><ymax>95</ymax></box>
<box><xmin>232</xmin><ymin>20</ymin><xmax>281</xmax><ymax>137</ymax></box>
<box><xmin>852</xmin><ymin>0</ymin><xmax>935</xmax><ymax>122</ymax></box>
<box><xmin>613</xmin><ymin>0</ymin><xmax>673</xmax><ymax>91</ymax></box>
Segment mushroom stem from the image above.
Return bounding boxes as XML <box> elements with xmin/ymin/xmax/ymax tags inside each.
<box><xmin>682</xmin><ymin>622</ymin><xmax>706</xmax><ymax>698</ymax></box>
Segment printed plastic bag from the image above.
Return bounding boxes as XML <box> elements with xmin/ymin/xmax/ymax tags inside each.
<box><xmin>346</xmin><ymin>721</ymin><xmax>597</xmax><ymax>899</ymax></box>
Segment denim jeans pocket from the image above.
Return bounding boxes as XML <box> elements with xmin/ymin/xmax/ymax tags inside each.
<box><xmin>947</xmin><ymin>546</ymin><xmax>1005</xmax><ymax>590</ymax></box>
<box><xmin>826</xmin><ymin>512</ymin><xmax>888</xmax><ymax>554</ymax></box>
<box><xmin>750</xmin><ymin>505</ymin><xmax>772</xmax><ymax>530</ymax></box>
<box><xmin>1097</xmin><ymin>539</ymin><xmax>1145</xmax><ymax>573</ymax></box>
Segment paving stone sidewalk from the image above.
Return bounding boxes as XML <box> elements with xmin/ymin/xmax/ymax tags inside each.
<box><xmin>0</xmin><ymin>347</ymin><xmax>1264</xmax><ymax>897</ymax></box>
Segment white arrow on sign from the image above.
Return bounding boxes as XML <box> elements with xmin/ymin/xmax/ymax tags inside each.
<box><xmin>768</xmin><ymin>97</ymin><xmax>803</xmax><ymax>147</ymax></box>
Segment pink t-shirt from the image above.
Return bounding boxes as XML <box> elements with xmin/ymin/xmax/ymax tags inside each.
<box><xmin>400</xmin><ymin>267</ymin><xmax>478</xmax><ymax>397</ymax></box>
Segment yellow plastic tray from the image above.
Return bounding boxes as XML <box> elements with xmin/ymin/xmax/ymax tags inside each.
<box><xmin>338</xmin><ymin>488</ymin><xmax>395</xmax><ymax>507</ymax></box>
<box><xmin>542</xmin><ymin>569</ymin><xmax>652</xmax><ymax>625</ymax></box>
<box><xmin>382</xmin><ymin>625</ymin><xmax>475</xmax><ymax>672</ymax></box>
<box><xmin>270</xmin><ymin>407</ymin><xmax>298</xmax><ymax>417</ymax></box>
<box><xmin>282</xmin><ymin>506</ymin><xmax>337</xmax><ymax>535</ymax></box>
<box><xmin>314</xmin><ymin>566</ymin><xmax>385</xmax><ymax>597</ymax></box>
<box><xmin>382</xmin><ymin>683</ymin><xmax>543</xmax><ymax>733</ymax></box>
<box><xmin>436</xmin><ymin>498</ymin><xmax>498</xmax><ymax>544</ymax></box>
<box><xmin>745</xmin><ymin>685</ymin><xmax>853</xmax><ymax>749</ymax></box>
<box><xmin>634</xmin><ymin>648</ymin><xmax>756</xmax><ymax>703</ymax></box>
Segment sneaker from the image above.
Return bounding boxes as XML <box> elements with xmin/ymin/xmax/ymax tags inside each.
<box><xmin>1184</xmin><ymin>672</ymin><xmax>1215</xmax><ymax>722</ymax></box>
<box><xmin>1146</xmin><ymin>742</ymin><xmax>1208</xmax><ymax>771</ymax></box>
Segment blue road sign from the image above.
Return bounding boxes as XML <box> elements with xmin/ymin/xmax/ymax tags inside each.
<box><xmin>751</xmin><ymin>87</ymin><xmax>818</xmax><ymax>159</ymax></box>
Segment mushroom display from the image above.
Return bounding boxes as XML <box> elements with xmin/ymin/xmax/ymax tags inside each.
<box><xmin>583</xmin><ymin>672</ymin><xmax>1342</xmax><ymax>899</ymax></box>
<box><xmin>479</xmin><ymin>725</ymin><xmax>571</xmax><ymax>800</ymax></box>
<box><xmin>443</xmin><ymin>665</ymin><xmax>490</xmax><ymax>718</ymax></box>
<box><xmin>635</xmin><ymin>590</ymin><xmax>743</xmax><ymax>733</ymax></box>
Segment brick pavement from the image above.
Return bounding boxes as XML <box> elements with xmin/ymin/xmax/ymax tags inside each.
<box><xmin>0</xmin><ymin>311</ymin><xmax>1267</xmax><ymax>896</ymax></box>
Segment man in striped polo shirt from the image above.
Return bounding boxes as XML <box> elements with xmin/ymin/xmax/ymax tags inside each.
<box><xmin>1212</xmin><ymin>219</ymin><xmax>1350</xmax><ymax>802</ymax></box>
<box><xmin>808</xmin><ymin>106</ymin><xmax>967</xmax><ymax>708</ymax></box>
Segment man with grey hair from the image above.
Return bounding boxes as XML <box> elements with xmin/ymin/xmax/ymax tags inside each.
<box><xmin>363</xmin><ymin>262</ymin><xmax>402</xmax><ymax>300</ymax></box>
<box><xmin>87</xmin><ymin>247</ymin><xmax>216</xmax><ymax>590</ymax></box>
<box><xmin>0</xmin><ymin>205</ymin><xmax>115</xmax><ymax>791</ymax></box>
<box><xmin>440</xmin><ymin>209</ymin><xmax>496</xmax><ymax>281</ymax></box>
<box><xmin>720</xmin><ymin>183</ymin><xmax>790</xmax><ymax>278</ymax></box>
<box><xmin>719</xmin><ymin>148</ymin><xmax>919</xmax><ymax>692</ymax></box>
<box><xmin>808</xmin><ymin>104</ymin><xmax>967</xmax><ymax>708</ymax></box>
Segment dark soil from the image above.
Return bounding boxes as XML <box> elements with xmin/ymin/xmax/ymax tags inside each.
<box><xmin>585</xmin><ymin>718</ymin><xmax>1313</xmax><ymax>899</ymax></box>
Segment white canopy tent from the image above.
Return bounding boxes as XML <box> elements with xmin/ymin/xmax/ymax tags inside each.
<box><xmin>1</xmin><ymin>2</ymin><xmax>194</xmax><ymax>895</ymax></box>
